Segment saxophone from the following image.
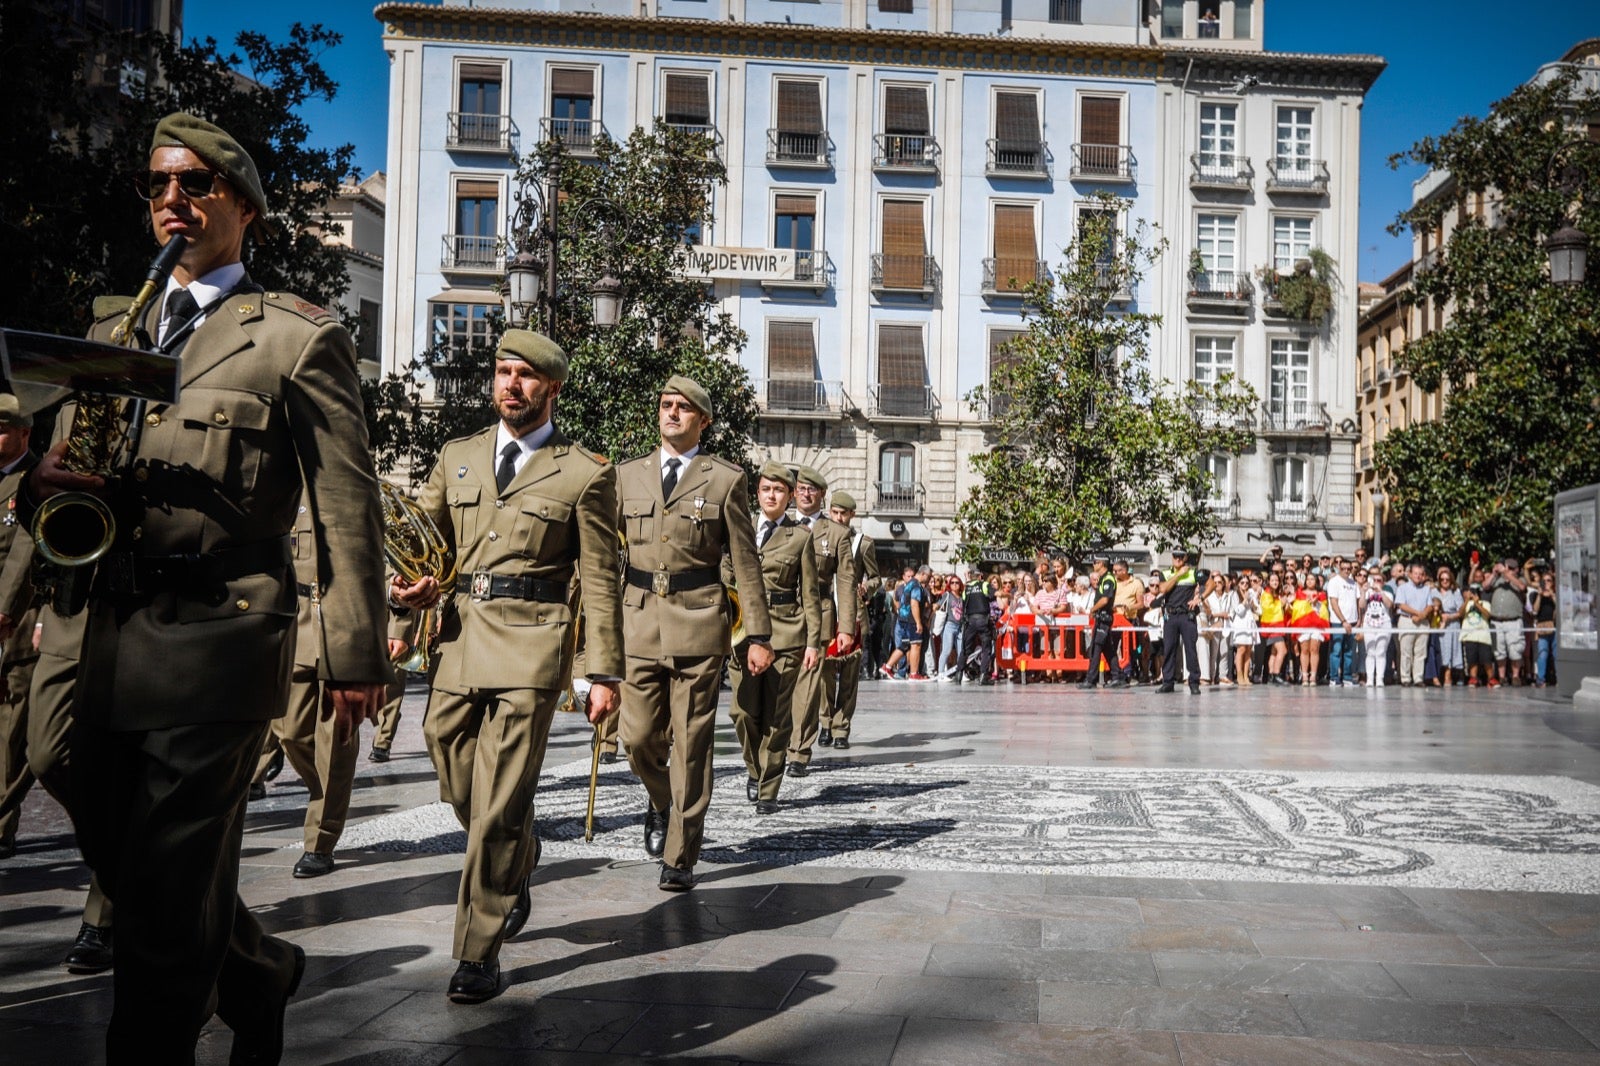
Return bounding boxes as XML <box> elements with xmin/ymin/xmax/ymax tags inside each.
<box><xmin>380</xmin><ymin>481</ymin><xmax>458</xmax><ymax>673</ymax></box>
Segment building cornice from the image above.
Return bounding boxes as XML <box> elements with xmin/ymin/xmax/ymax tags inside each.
<box><xmin>373</xmin><ymin>4</ymin><xmax>1384</xmax><ymax>92</ymax></box>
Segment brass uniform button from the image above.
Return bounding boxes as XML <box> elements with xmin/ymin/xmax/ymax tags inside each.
<box><xmin>488</xmin><ymin>531</ymin><xmax>499</xmax><ymax>541</ymax></box>
<box><xmin>661</xmin><ymin>534</ymin><xmax>669</xmax><ymax>543</ymax></box>
<box><xmin>134</xmin><ymin>468</ymin><xmax>149</xmax><ymax>482</ymax></box>
<box><xmin>235</xmin><ymin>599</ymin><xmax>250</xmax><ymax>610</ymax></box>
<box><xmin>145</xmin><ymin>412</ymin><xmax>161</xmax><ymax>427</ymax></box>
<box><xmin>494</xmin><ymin>500</ymin><xmax>505</xmax><ymax>509</ymax></box>
<box><xmin>213</xmin><ymin>412</ymin><xmax>230</xmax><ymax>426</ymax></box>
<box><xmin>131</xmin><ymin>527</ymin><xmax>143</xmax><ymax>541</ymax></box>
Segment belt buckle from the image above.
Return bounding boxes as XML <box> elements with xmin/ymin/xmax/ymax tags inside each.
<box><xmin>652</xmin><ymin>571</ymin><xmax>670</xmax><ymax>597</ymax></box>
<box><xmin>471</xmin><ymin>571</ymin><xmax>492</xmax><ymax>601</ymax></box>
<box><xmin>109</xmin><ymin>554</ymin><xmax>141</xmax><ymax>596</ymax></box>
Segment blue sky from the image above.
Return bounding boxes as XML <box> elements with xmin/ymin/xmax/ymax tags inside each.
<box><xmin>187</xmin><ymin>1</ymin><xmax>1597</xmax><ymax>282</ymax></box>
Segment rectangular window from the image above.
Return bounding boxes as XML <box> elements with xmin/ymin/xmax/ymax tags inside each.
<box><xmin>991</xmin><ymin>204</ymin><xmax>1038</xmax><ymax>292</ymax></box>
<box><xmin>773</xmin><ymin>193</ymin><xmax>817</xmax><ymax>251</ymax></box>
<box><xmin>430</xmin><ymin>301</ymin><xmax>496</xmax><ymax>352</ymax></box>
<box><xmin>876</xmin><ymin>324</ymin><xmax>927</xmax><ymax>416</ymax></box>
<box><xmin>993</xmin><ymin>90</ymin><xmax>1042</xmax><ymax>166</ymax></box>
<box><xmin>1049</xmin><ymin>0</ymin><xmax>1082</xmax><ymax>22</ymax></box>
<box><xmin>549</xmin><ymin>67</ymin><xmax>595</xmax><ymax>148</ymax></box>
<box><xmin>1160</xmin><ymin>0</ymin><xmax>1183</xmax><ymax>37</ymax></box>
<box><xmin>1276</xmin><ymin>106</ymin><xmax>1314</xmax><ymax>169</ymax></box>
<box><xmin>1269</xmin><ymin>337</ymin><xmax>1312</xmax><ymax>421</ymax></box>
<box><xmin>1272</xmin><ymin>216</ymin><xmax>1313</xmax><ymax>271</ymax></box>
<box><xmin>1193</xmin><ymin>335</ymin><xmax>1236</xmax><ymax>385</ymax></box>
<box><xmin>766</xmin><ymin>320</ymin><xmax>819</xmax><ymax>411</ymax></box>
<box><xmin>1201</xmin><ymin>454</ymin><xmax>1231</xmax><ymax>505</ymax></box>
<box><xmin>879</xmin><ymin>0</ymin><xmax>912</xmax><ymax>10</ymax></box>
<box><xmin>1233</xmin><ymin>0</ymin><xmax>1254</xmax><ymax>37</ymax></box>
<box><xmin>1077</xmin><ymin>95</ymin><xmax>1123</xmax><ymax>175</ymax></box>
<box><xmin>1273</xmin><ymin>456</ymin><xmax>1306</xmax><ymax>504</ymax></box>
<box><xmin>357</xmin><ymin>298</ymin><xmax>380</xmax><ymax>363</ymax></box>
<box><xmin>1077</xmin><ymin>206</ymin><xmax>1118</xmax><ymax>268</ymax></box>
<box><xmin>1198</xmin><ymin>103</ymin><xmax>1237</xmax><ymax>168</ymax></box>
<box><xmin>988</xmin><ymin>328</ymin><xmax>1026</xmax><ymax>417</ymax></box>
<box><xmin>1196</xmin><ymin>213</ymin><xmax>1238</xmax><ymax>274</ymax></box>
<box><xmin>458</xmin><ymin>62</ymin><xmax>502</xmax><ymax>116</ymax></box>
<box><xmin>454</xmin><ymin>179</ymin><xmax>499</xmax><ymax>237</ymax></box>
<box><xmin>880</xmin><ymin>199</ymin><xmax>928</xmax><ymax>288</ymax></box>
<box><xmin>774</xmin><ymin>78</ymin><xmax>824</xmax><ymax>161</ymax></box>
<box><xmin>883</xmin><ymin>85</ymin><xmax>930</xmax><ymax>136</ymax></box>
<box><xmin>662</xmin><ymin>72</ymin><xmax>711</xmax><ymax>130</ymax></box>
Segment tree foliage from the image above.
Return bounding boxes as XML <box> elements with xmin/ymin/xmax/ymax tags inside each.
<box><xmin>1376</xmin><ymin>68</ymin><xmax>1600</xmax><ymax>560</ymax></box>
<box><xmin>0</xmin><ymin>10</ymin><xmax>355</xmax><ymax>336</ymax></box>
<box><xmin>957</xmin><ymin>196</ymin><xmax>1258</xmax><ymax>562</ymax></box>
<box><xmin>366</xmin><ymin>125</ymin><xmax>757</xmax><ymax>482</ymax></box>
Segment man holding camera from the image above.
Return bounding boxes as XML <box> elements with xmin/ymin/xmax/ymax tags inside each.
<box><xmin>1483</xmin><ymin>557</ymin><xmax>1529</xmax><ymax>686</ymax></box>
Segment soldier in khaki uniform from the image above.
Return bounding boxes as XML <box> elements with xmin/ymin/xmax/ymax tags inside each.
<box><xmin>391</xmin><ymin>329</ymin><xmax>623</xmax><ymax>1004</ymax></box>
<box><xmin>26</xmin><ymin>113</ymin><xmax>390</xmax><ymax>1064</ymax></box>
<box><xmin>727</xmin><ymin>461</ymin><xmax>821</xmax><ymax>813</ymax></box>
<box><xmin>369</xmin><ymin>609</ymin><xmax>420</xmax><ymax>761</ymax></box>
<box><xmin>822</xmin><ymin>491</ymin><xmax>880</xmax><ymax>747</ymax></box>
<box><xmin>786</xmin><ymin>467</ymin><xmax>858</xmax><ymax>771</ymax></box>
<box><xmin>0</xmin><ymin>395</ymin><xmax>40</xmax><ymax>859</ymax></box>
<box><xmin>618</xmin><ymin>376</ymin><xmax>772</xmax><ymax>891</ymax></box>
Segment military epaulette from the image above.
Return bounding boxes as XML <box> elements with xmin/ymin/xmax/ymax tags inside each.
<box><xmin>260</xmin><ymin>291</ymin><xmax>335</xmax><ymax>323</ymax></box>
<box><xmin>92</xmin><ymin>295</ymin><xmax>134</xmax><ymax>321</ymax></box>
<box><xmin>442</xmin><ymin>425</ymin><xmax>495</xmax><ymax>451</ymax></box>
<box><xmin>705</xmin><ymin>454</ymin><xmax>744</xmax><ymax>475</ymax></box>
<box><xmin>574</xmin><ymin>444</ymin><xmax>610</xmax><ymax>466</ymax></box>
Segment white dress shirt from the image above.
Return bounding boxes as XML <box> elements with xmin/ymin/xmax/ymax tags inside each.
<box><xmin>659</xmin><ymin>444</ymin><xmax>700</xmax><ymax>481</ymax></box>
<box><xmin>158</xmin><ymin>261</ymin><xmax>247</xmax><ymax>345</ymax></box>
<box><xmin>494</xmin><ymin>419</ymin><xmax>557</xmax><ymax>479</ymax></box>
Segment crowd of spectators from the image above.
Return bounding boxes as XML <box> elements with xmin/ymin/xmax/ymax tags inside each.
<box><xmin>862</xmin><ymin>547</ymin><xmax>1560</xmax><ymax>690</ymax></box>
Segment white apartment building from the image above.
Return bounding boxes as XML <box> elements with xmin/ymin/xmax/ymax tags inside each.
<box><xmin>376</xmin><ymin>0</ymin><xmax>1382</xmax><ymax>571</ymax></box>
<box><xmin>315</xmin><ymin>172</ymin><xmax>388</xmax><ymax>378</ymax></box>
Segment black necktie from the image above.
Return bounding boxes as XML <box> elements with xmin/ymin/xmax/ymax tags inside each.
<box><xmin>161</xmin><ymin>287</ymin><xmax>200</xmax><ymax>349</ymax></box>
<box><xmin>759</xmin><ymin>519</ymin><xmax>775</xmax><ymax>548</ymax></box>
<box><xmin>495</xmin><ymin>441</ymin><xmax>520</xmax><ymax>493</ymax></box>
<box><xmin>801</xmin><ymin>513</ymin><xmax>813</xmax><ymax>528</ymax></box>
<box><xmin>662</xmin><ymin>457</ymin><xmax>681</xmax><ymax>501</ymax></box>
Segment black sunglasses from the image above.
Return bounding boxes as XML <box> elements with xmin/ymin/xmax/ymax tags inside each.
<box><xmin>135</xmin><ymin>168</ymin><xmax>221</xmax><ymax>201</ymax></box>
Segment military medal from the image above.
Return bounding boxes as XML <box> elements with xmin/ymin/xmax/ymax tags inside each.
<box><xmin>457</xmin><ymin>465</ymin><xmax>468</xmax><ymax>478</ymax></box>
<box><xmin>691</xmin><ymin>495</ymin><xmax>706</xmax><ymax>528</ymax></box>
<box><xmin>3</xmin><ymin>498</ymin><xmax>13</xmax><ymax>527</ymax></box>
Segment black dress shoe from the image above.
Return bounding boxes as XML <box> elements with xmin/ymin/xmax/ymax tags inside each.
<box><xmin>755</xmin><ymin>800</ymin><xmax>779</xmax><ymax>815</ymax></box>
<box><xmin>643</xmin><ymin>807</ymin><xmax>668</xmax><ymax>859</ymax></box>
<box><xmin>292</xmin><ymin>852</ymin><xmax>335</xmax><ymax>879</ymax></box>
<box><xmin>0</xmin><ymin>839</ymin><xmax>14</xmax><ymax>860</ymax></box>
<box><xmin>263</xmin><ymin>749</ymin><xmax>285</xmax><ymax>781</ymax></box>
<box><xmin>367</xmin><ymin>745</ymin><xmax>390</xmax><ymax>763</ymax></box>
<box><xmin>248</xmin><ymin>782</ymin><xmax>267</xmax><ymax>802</ymax></box>
<box><xmin>1190</xmin><ymin>685</ymin><xmax>1201</xmax><ymax>695</ymax></box>
<box><xmin>1108</xmin><ymin>678</ymin><xmax>1130</xmax><ymax>689</ymax></box>
<box><xmin>818</xmin><ymin>728</ymin><xmax>833</xmax><ymax>747</ymax></box>
<box><xmin>225</xmin><ymin>942</ymin><xmax>305</xmax><ymax>1065</ymax></box>
<box><xmin>600</xmin><ymin>751</ymin><xmax>618</xmax><ymax>764</ymax></box>
<box><xmin>532</xmin><ymin>834</ymin><xmax>542</xmax><ymax>870</ymax></box>
<box><xmin>503</xmin><ymin>879</ymin><xmax>531</xmax><ymax>940</ymax></box>
<box><xmin>447</xmin><ymin>959</ymin><xmax>501</xmax><ymax>1003</ymax></box>
<box><xmin>746</xmin><ymin>777</ymin><xmax>759</xmax><ymax>802</ymax></box>
<box><xmin>1076</xmin><ymin>680</ymin><xmax>1098</xmax><ymax>689</ymax></box>
<box><xmin>658</xmin><ymin>863</ymin><xmax>695</xmax><ymax>892</ymax></box>
<box><xmin>787</xmin><ymin>761</ymin><xmax>808</xmax><ymax>778</ymax></box>
<box><xmin>1154</xmin><ymin>684</ymin><xmax>1175</xmax><ymax>694</ymax></box>
<box><xmin>833</xmin><ymin>737</ymin><xmax>850</xmax><ymax>750</ymax></box>
<box><xmin>63</xmin><ymin>923</ymin><xmax>113</xmax><ymax>974</ymax></box>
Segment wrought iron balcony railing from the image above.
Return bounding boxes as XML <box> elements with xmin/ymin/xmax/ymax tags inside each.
<box><xmin>1266</xmin><ymin>157</ymin><xmax>1330</xmax><ymax>195</ymax></box>
<box><xmin>985</xmin><ymin>138</ymin><xmax>1051</xmax><ymax>179</ymax></box>
<box><xmin>766</xmin><ymin>128</ymin><xmax>830</xmax><ymax>168</ymax></box>
<box><xmin>760</xmin><ymin>249</ymin><xmax>832</xmax><ymax>291</ymax></box>
<box><xmin>752</xmin><ymin>378</ymin><xmax>852</xmax><ymax>416</ymax></box>
<box><xmin>868</xmin><ymin>384</ymin><xmax>936</xmax><ymax>419</ymax></box>
<box><xmin>1185</xmin><ymin>271</ymin><xmax>1253</xmax><ymax>313</ymax></box>
<box><xmin>441</xmin><ymin>234</ymin><xmax>503</xmax><ymax>273</ymax></box>
<box><xmin>982</xmin><ymin>257</ymin><xmax>1047</xmax><ymax>296</ymax></box>
<box><xmin>447</xmin><ymin>112</ymin><xmax>518</xmax><ymax>155</ymax></box>
<box><xmin>873</xmin><ymin>133</ymin><xmax>939</xmax><ymax>172</ymax></box>
<box><xmin>540</xmin><ymin>116</ymin><xmax>606</xmax><ymax>155</ymax></box>
<box><xmin>1070</xmin><ymin>143</ymin><xmax>1135</xmax><ymax>182</ymax></box>
<box><xmin>873</xmin><ymin>480</ymin><xmax>925</xmax><ymax>515</ymax></box>
<box><xmin>1261</xmin><ymin>400</ymin><xmax>1329</xmax><ymax>432</ymax></box>
<box><xmin>1189</xmin><ymin>152</ymin><xmax>1254</xmax><ymax>190</ymax></box>
<box><xmin>870</xmin><ymin>253</ymin><xmax>939</xmax><ymax>296</ymax></box>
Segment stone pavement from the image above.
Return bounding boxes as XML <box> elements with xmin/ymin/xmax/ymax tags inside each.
<box><xmin>3</xmin><ymin>680</ymin><xmax>1599</xmax><ymax>1064</ymax></box>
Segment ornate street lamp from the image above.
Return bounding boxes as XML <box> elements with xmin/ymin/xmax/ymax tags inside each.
<box><xmin>1546</xmin><ymin>221</ymin><xmax>1590</xmax><ymax>287</ymax></box>
<box><xmin>505</xmin><ymin>153</ymin><xmax>632</xmax><ymax>335</ymax></box>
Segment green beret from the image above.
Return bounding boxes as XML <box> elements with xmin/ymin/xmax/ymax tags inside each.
<box><xmin>796</xmin><ymin>465</ymin><xmax>827</xmax><ymax>492</ymax></box>
<box><xmin>757</xmin><ymin>460</ymin><xmax>795</xmax><ymax>490</ymax></box>
<box><xmin>831</xmin><ymin>491</ymin><xmax>857</xmax><ymax>512</ymax></box>
<box><xmin>151</xmin><ymin>112</ymin><xmax>275</xmax><ymax>238</ymax></box>
<box><xmin>0</xmin><ymin>393</ymin><xmax>31</xmax><ymax>429</ymax></box>
<box><xmin>661</xmin><ymin>374</ymin><xmax>712</xmax><ymax>419</ymax></box>
<box><xmin>496</xmin><ymin>329</ymin><xmax>568</xmax><ymax>383</ymax></box>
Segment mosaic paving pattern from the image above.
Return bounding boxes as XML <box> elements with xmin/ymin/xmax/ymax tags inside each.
<box><xmin>335</xmin><ymin>759</ymin><xmax>1600</xmax><ymax>892</ymax></box>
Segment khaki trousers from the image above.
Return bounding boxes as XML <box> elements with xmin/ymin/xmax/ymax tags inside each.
<box><xmin>787</xmin><ymin>650</ymin><xmax>828</xmax><ymax>766</ymax></box>
<box><xmin>728</xmin><ymin>646</ymin><xmax>800</xmax><ymax>801</ymax></box>
<box><xmin>26</xmin><ymin>650</ymin><xmax>112</xmax><ymax>927</ymax></box>
<box><xmin>620</xmin><ymin>654</ymin><xmax>723</xmax><ymax>869</ymax></box>
<box><xmin>0</xmin><ymin>653</ymin><xmax>37</xmax><ymax>845</ymax></box>
<box><xmin>424</xmin><ymin>683</ymin><xmax>557</xmax><ymax>963</ymax></box>
<box><xmin>1397</xmin><ymin>617</ymin><xmax>1429</xmax><ymax>685</ymax></box>
<box><xmin>251</xmin><ymin>663</ymin><xmax>360</xmax><ymax>854</ymax></box>
<box><xmin>822</xmin><ymin>649</ymin><xmax>864</xmax><ymax>738</ymax></box>
<box><xmin>373</xmin><ymin>673</ymin><xmax>405</xmax><ymax>751</ymax></box>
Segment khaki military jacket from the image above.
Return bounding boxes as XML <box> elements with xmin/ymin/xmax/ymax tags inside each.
<box><xmin>288</xmin><ymin>499</ymin><xmax>321</xmax><ymax>670</ymax></box>
<box><xmin>0</xmin><ymin>452</ymin><xmax>40</xmax><ymax>662</ymax></box>
<box><xmin>794</xmin><ymin>511</ymin><xmax>859</xmax><ymax>641</ymax></box>
<box><xmin>849</xmin><ymin>529</ymin><xmax>881</xmax><ymax>628</ymax></box>
<box><xmin>727</xmin><ymin>516</ymin><xmax>821</xmax><ymax>653</ymax></box>
<box><xmin>617</xmin><ymin>450</ymin><xmax>770</xmax><ymax>659</ymax></box>
<box><xmin>49</xmin><ymin>283</ymin><xmax>390</xmax><ymax>729</ymax></box>
<box><xmin>417</xmin><ymin>424</ymin><xmax>623</xmax><ymax>691</ymax></box>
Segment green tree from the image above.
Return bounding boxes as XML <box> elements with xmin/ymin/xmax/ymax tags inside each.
<box><xmin>0</xmin><ymin>12</ymin><xmax>354</xmax><ymax>337</ymax></box>
<box><xmin>1377</xmin><ymin>68</ymin><xmax>1600</xmax><ymax>561</ymax></box>
<box><xmin>367</xmin><ymin>125</ymin><xmax>756</xmax><ymax>481</ymax></box>
<box><xmin>957</xmin><ymin>197</ymin><xmax>1258</xmax><ymax>562</ymax></box>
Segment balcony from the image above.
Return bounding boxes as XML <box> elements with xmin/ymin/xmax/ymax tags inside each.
<box><xmin>760</xmin><ymin>249</ymin><xmax>832</xmax><ymax>293</ymax></box>
<box><xmin>766</xmin><ymin>128</ymin><xmax>830</xmax><ymax>168</ymax></box>
<box><xmin>441</xmin><ymin>234</ymin><xmax>503</xmax><ymax>274</ymax></box>
<box><xmin>873</xmin><ymin>133</ymin><xmax>939</xmax><ymax>173</ymax></box>
<box><xmin>1361</xmin><ymin>368</ymin><xmax>1373</xmax><ymax>390</ymax></box>
<box><xmin>1266</xmin><ymin>158</ymin><xmax>1330</xmax><ymax>196</ymax></box>
<box><xmin>1272</xmin><ymin>500</ymin><xmax>1310</xmax><ymax>523</ymax></box>
<box><xmin>1361</xmin><ymin>443</ymin><xmax>1373</xmax><ymax>470</ymax></box>
<box><xmin>1090</xmin><ymin>263</ymin><xmax>1133</xmax><ymax>303</ymax></box>
<box><xmin>982</xmin><ymin>257</ymin><xmax>1047</xmax><ymax>297</ymax></box>
<box><xmin>540</xmin><ymin>116</ymin><xmax>605</xmax><ymax>156</ymax></box>
<box><xmin>869</xmin><ymin>384</ymin><xmax>936</xmax><ymax>419</ymax></box>
<box><xmin>665</xmin><ymin>122</ymin><xmax>721</xmax><ymax>156</ymax></box>
<box><xmin>986</xmin><ymin>139</ymin><xmax>1051</xmax><ymax>179</ymax></box>
<box><xmin>753</xmin><ymin>378</ymin><xmax>854</xmax><ymax>417</ymax></box>
<box><xmin>446</xmin><ymin>112</ymin><xmax>518</xmax><ymax>156</ymax></box>
<box><xmin>870</xmin><ymin>253</ymin><xmax>939</xmax><ymax>297</ymax></box>
<box><xmin>1186</xmin><ymin>271</ymin><xmax>1253</xmax><ymax>314</ymax></box>
<box><xmin>1189</xmin><ymin>152</ymin><xmax>1253</xmax><ymax>191</ymax></box>
<box><xmin>1376</xmin><ymin>365</ymin><xmax>1391</xmax><ymax>383</ymax></box>
<box><xmin>1070</xmin><ymin>143</ymin><xmax>1135</xmax><ymax>183</ymax></box>
<box><xmin>873</xmin><ymin>480</ymin><xmax>925</xmax><ymax>515</ymax></box>
<box><xmin>1260</xmin><ymin>401</ymin><xmax>1329</xmax><ymax>433</ymax></box>
<box><xmin>1208</xmin><ymin>498</ymin><xmax>1241</xmax><ymax>521</ymax></box>
<box><xmin>1190</xmin><ymin>397</ymin><xmax>1254</xmax><ymax>430</ymax></box>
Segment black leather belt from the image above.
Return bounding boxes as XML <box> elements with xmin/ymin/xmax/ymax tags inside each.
<box><xmin>99</xmin><ymin>537</ymin><xmax>292</xmax><ymax>597</ymax></box>
<box><xmin>294</xmin><ymin>582</ymin><xmax>321</xmax><ymax>602</ymax></box>
<box><xmin>625</xmin><ymin>565</ymin><xmax>720</xmax><ymax>596</ymax></box>
<box><xmin>768</xmin><ymin>589</ymin><xmax>798</xmax><ymax>606</ymax></box>
<box><xmin>456</xmin><ymin>572</ymin><xmax>567</xmax><ymax>603</ymax></box>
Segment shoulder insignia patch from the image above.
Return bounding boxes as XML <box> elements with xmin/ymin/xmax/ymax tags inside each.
<box><xmin>92</xmin><ymin>295</ymin><xmax>134</xmax><ymax>320</ymax></box>
<box><xmin>294</xmin><ymin>300</ymin><xmax>330</xmax><ymax>319</ymax></box>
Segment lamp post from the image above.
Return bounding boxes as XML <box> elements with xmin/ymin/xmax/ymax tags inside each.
<box><xmin>505</xmin><ymin>153</ymin><xmax>631</xmax><ymax>334</ymax></box>
<box><xmin>1544</xmin><ymin>139</ymin><xmax>1599</xmax><ymax>287</ymax></box>
<box><xmin>1370</xmin><ymin>488</ymin><xmax>1385</xmax><ymax>565</ymax></box>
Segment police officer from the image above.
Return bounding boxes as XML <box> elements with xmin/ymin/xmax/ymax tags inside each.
<box><xmin>961</xmin><ymin>566</ymin><xmax>998</xmax><ymax>685</ymax></box>
<box><xmin>786</xmin><ymin>467</ymin><xmax>857</xmax><ymax>769</ymax></box>
<box><xmin>821</xmin><ymin>492</ymin><xmax>877</xmax><ymax>746</ymax></box>
<box><xmin>1156</xmin><ymin>548</ymin><xmax>1202</xmax><ymax>694</ymax></box>
<box><xmin>728</xmin><ymin>461</ymin><xmax>821</xmax><ymax>813</ymax></box>
<box><xmin>1078</xmin><ymin>556</ymin><xmax>1128</xmax><ymax>689</ymax></box>
<box><xmin>617</xmin><ymin>376</ymin><xmax>771</xmax><ymax>892</ymax></box>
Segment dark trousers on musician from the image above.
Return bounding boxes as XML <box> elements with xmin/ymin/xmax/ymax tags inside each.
<box><xmin>1162</xmin><ymin>611</ymin><xmax>1201</xmax><ymax>690</ymax></box>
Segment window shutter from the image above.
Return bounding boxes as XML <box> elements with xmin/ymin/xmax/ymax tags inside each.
<box><xmin>460</xmin><ymin>63</ymin><xmax>502</xmax><ymax>82</ymax></box>
<box><xmin>776</xmin><ymin>80</ymin><xmax>823</xmax><ymax>133</ymax></box>
<box><xmin>884</xmin><ymin>86</ymin><xmax>929</xmax><ymax>135</ymax></box>
<box><xmin>767</xmin><ymin>322</ymin><xmax>815</xmax><ymax>378</ymax></box>
<box><xmin>994</xmin><ymin>92</ymin><xmax>1039</xmax><ymax>148</ymax></box>
<box><xmin>877</xmin><ymin>325</ymin><xmax>925</xmax><ymax>386</ymax></box>
<box><xmin>774</xmin><ymin>194</ymin><xmax>817</xmax><ymax>216</ymax></box>
<box><xmin>879</xmin><ymin>0</ymin><xmax>913</xmax><ymax>11</ymax></box>
<box><xmin>988</xmin><ymin>329</ymin><xmax>1026</xmax><ymax>415</ymax></box>
<box><xmin>456</xmin><ymin>179</ymin><xmax>499</xmax><ymax>200</ymax></box>
<box><xmin>664</xmin><ymin>74</ymin><xmax>710</xmax><ymax>125</ymax></box>
<box><xmin>992</xmin><ymin>205</ymin><xmax>1037</xmax><ymax>290</ymax></box>
<box><xmin>550</xmin><ymin>68</ymin><xmax>593</xmax><ymax>96</ymax></box>
<box><xmin>880</xmin><ymin>200</ymin><xmax>926</xmax><ymax>288</ymax></box>
<box><xmin>1080</xmin><ymin>96</ymin><xmax>1120</xmax><ymax>146</ymax></box>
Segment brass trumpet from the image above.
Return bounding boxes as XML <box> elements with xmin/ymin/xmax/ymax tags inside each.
<box><xmin>380</xmin><ymin>481</ymin><xmax>457</xmax><ymax>673</ymax></box>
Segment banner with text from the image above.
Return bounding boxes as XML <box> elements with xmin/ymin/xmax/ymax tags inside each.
<box><xmin>683</xmin><ymin>247</ymin><xmax>796</xmax><ymax>282</ymax></box>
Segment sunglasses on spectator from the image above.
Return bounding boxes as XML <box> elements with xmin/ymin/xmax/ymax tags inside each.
<box><xmin>135</xmin><ymin>168</ymin><xmax>222</xmax><ymax>200</ymax></box>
